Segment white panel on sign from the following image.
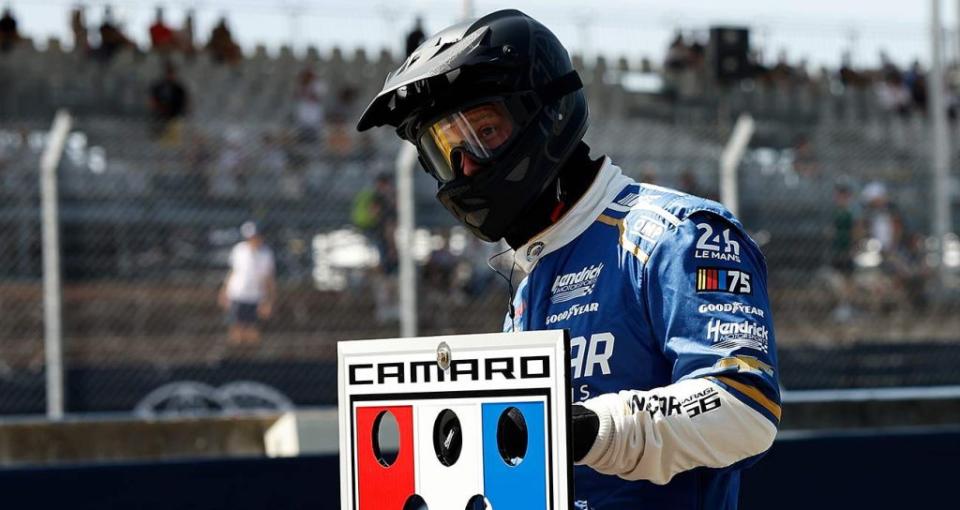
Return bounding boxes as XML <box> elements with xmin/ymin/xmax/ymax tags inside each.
<box><xmin>414</xmin><ymin>403</ymin><xmax>484</xmax><ymax>507</ymax></box>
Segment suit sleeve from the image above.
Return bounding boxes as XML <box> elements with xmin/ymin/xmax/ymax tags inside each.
<box><xmin>575</xmin><ymin>211</ymin><xmax>780</xmax><ymax>485</ymax></box>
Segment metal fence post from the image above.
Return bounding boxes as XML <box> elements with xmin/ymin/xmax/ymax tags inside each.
<box><xmin>40</xmin><ymin>109</ymin><xmax>72</xmax><ymax>420</ymax></box>
<box><xmin>396</xmin><ymin>142</ymin><xmax>419</xmax><ymax>338</ymax></box>
<box><xmin>720</xmin><ymin>113</ymin><xmax>755</xmax><ymax>218</ymax></box>
<box><xmin>930</xmin><ymin>0</ymin><xmax>953</xmax><ymax>287</ymax></box>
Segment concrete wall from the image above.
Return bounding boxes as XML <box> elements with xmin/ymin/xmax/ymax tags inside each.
<box><xmin>0</xmin><ymin>414</ymin><xmax>279</xmax><ymax>466</ymax></box>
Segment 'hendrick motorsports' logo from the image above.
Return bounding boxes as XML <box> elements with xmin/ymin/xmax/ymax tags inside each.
<box><xmin>707</xmin><ymin>319</ymin><xmax>769</xmax><ymax>353</ymax></box>
<box><xmin>551</xmin><ymin>263</ymin><xmax>603</xmax><ymax>304</ymax></box>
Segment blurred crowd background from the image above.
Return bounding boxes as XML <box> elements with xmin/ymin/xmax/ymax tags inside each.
<box><xmin>1</xmin><ymin>2</ymin><xmax>960</xmax><ymax>417</ymax></box>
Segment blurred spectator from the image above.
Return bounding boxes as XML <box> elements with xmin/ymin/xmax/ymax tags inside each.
<box><xmin>687</xmin><ymin>37</ymin><xmax>706</xmax><ymax>70</ymax></box>
<box><xmin>258</xmin><ymin>132</ymin><xmax>287</xmax><ymax>177</ymax></box>
<box><xmin>879</xmin><ymin>50</ymin><xmax>900</xmax><ymax>84</ymax></box>
<box><xmin>747</xmin><ymin>48</ymin><xmax>768</xmax><ymax>80</ymax></box>
<box><xmin>0</xmin><ymin>129</ymin><xmax>31</xmax><ymax>193</ymax></box>
<box><xmin>639</xmin><ymin>56</ymin><xmax>653</xmax><ymax>73</ymax></box>
<box><xmin>837</xmin><ymin>51</ymin><xmax>865</xmax><ymax>88</ymax></box>
<box><xmin>825</xmin><ymin>183</ymin><xmax>860</xmax><ymax>322</ymax></box>
<box><xmin>209</xmin><ymin>129</ymin><xmax>246</xmax><ymax>197</ymax></box>
<box><xmin>185</xmin><ymin>130</ymin><xmax>215</xmax><ymax>176</ymax></box>
<box><xmin>256</xmin><ymin>131</ymin><xmax>303</xmax><ymax>199</ymax></box>
<box><xmin>293</xmin><ymin>68</ymin><xmax>328</xmax><ymax>143</ymax></box>
<box><xmin>70</xmin><ymin>6</ymin><xmax>89</xmax><ymax>54</ymax></box>
<box><xmin>149</xmin><ymin>61</ymin><xmax>189</xmax><ymax>143</ymax></box>
<box><xmin>794</xmin><ymin>58</ymin><xmax>811</xmax><ymax>83</ymax></box>
<box><xmin>677</xmin><ymin>169</ymin><xmax>713</xmax><ymax>200</ymax></box>
<box><xmin>662</xmin><ymin>31</ymin><xmax>709</xmax><ymax>98</ymax></box>
<box><xmin>327</xmin><ymin>86</ymin><xmax>359</xmax><ymax>157</ymax></box>
<box><xmin>792</xmin><ymin>134</ymin><xmax>819</xmax><ymax>177</ymax></box>
<box><xmin>94</xmin><ymin>6</ymin><xmax>135</xmax><ymax>62</ymax></box>
<box><xmin>206</xmin><ymin>16</ymin><xmax>242</xmax><ymax>64</ymax></box>
<box><xmin>858</xmin><ymin>181</ymin><xmax>926</xmax><ymax>311</ymax></box>
<box><xmin>664</xmin><ymin>32</ymin><xmax>689</xmax><ymax>73</ymax></box>
<box><xmin>875</xmin><ymin>66</ymin><xmax>910</xmax><ymax>116</ymax></box>
<box><xmin>405</xmin><ymin>16</ymin><xmax>426</xmax><ymax>57</ymax></box>
<box><xmin>352</xmin><ymin>173</ymin><xmax>398</xmax><ymax>323</ymax></box>
<box><xmin>149</xmin><ymin>7</ymin><xmax>176</xmax><ymax>53</ymax></box>
<box><xmin>898</xmin><ymin>232</ymin><xmax>931</xmax><ymax>310</ymax></box>
<box><xmin>0</xmin><ymin>7</ymin><xmax>21</xmax><ymax>52</ymax></box>
<box><xmin>769</xmin><ymin>49</ymin><xmax>796</xmax><ymax>84</ymax></box>
<box><xmin>179</xmin><ymin>9</ymin><xmax>195</xmax><ymax>54</ymax></box>
<box><xmin>218</xmin><ymin>221</ymin><xmax>276</xmax><ymax>347</ymax></box>
<box><xmin>904</xmin><ymin>60</ymin><xmax>927</xmax><ymax>114</ymax></box>
<box><xmin>861</xmin><ymin>182</ymin><xmax>902</xmax><ymax>254</ymax></box>
<box><xmin>422</xmin><ymin>230</ymin><xmax>466</xmax><ymax>331</ymax></box>
<box><xmin>424</xmin><ymin>231</ymin><xmax>456</xmax><ymax>290</ymax></box>
<box><xmin>352</xmin><ymin>173</ymin><xmax>398</xmax><ymax>275</ymax></box>
<box><xmin>830</xmin><ymin>184</ymin><xmax>858</xmax><ymax>272</ymax></box>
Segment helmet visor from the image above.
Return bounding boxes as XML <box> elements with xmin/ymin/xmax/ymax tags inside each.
<box><xmin>418</xmin><ymin>101</ymin><xmax>516</xmax><ymax>182</ymax></box>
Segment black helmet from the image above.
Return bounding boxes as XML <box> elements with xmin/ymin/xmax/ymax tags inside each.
<box><xmin>357</xmin><ymin>9</ymin><xmax>588</xmax><ymax>242</ymax></box>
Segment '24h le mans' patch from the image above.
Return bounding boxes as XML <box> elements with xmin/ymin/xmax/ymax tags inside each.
<box><xmin>696</xmin><ymin>267</ymin><xmax>752</xmax><ymax>294</ymax></box>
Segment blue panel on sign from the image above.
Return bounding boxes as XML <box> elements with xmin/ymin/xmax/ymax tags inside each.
<box><xmin>481</xmin><ymin>402</ymin><xmax>547</xmax><ymax>510</ymax></box>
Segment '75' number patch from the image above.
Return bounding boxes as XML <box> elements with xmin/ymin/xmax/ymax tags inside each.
<box><xmin>696</xmin><ymin>267</ymin><xmax>752</xmax><ymax>294</ymax></box>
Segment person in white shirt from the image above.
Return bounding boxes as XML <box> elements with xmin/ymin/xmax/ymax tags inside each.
<box><xmin>218</xmin><ymin>221</ymin><xmax>276</xmax><ymax>346</ymax></box>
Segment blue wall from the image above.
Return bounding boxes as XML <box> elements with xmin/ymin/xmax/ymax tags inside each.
<box><xmin>0</xmin><ymin>428</ymin><xmax>956</xmax><ymax>509</ymax></box>
<box><xmin>740</xmin><ymin>427</ymin><xmax>960</xmax><ymax>509</ymax></box>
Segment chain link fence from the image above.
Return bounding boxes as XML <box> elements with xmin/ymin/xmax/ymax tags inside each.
<box><xmin>2</xmin><ymin>43</ymin><xmax>960</xmax><ymax>416</ymax></box>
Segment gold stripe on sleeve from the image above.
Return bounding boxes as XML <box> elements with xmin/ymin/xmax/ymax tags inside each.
<box><xmin>712</xmin><ymin>376</ymin><xmax>782</xmax><ymax>422</ymax></box>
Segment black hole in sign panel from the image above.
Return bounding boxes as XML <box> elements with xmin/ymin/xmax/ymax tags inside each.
<box><xmin>372</xmin><ymin>410</ymin><xmax>400</xmax><ymax>467</ymax></box>
<box><xmin>496</xmin><ymin>406</ymin><xmax>528</xmax><ymax>467</ymax></box>
<box><xmin>465</xmin><ymin>494</ymin><xmax>493</xmax><ymax>510</ymax></box>
<box><xmin>402</xmin><ymin>494</ymin><xmax>429</xmax><ymax>510</ymax></box>
<box><xmin>432</xmin><ymin>408</ymin><xmax>463</xmax><ymax>467</ymax></box>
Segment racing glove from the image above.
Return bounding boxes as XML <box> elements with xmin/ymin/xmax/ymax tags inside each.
<box><xmin>572</xmin><ymin>403</ymin><xmax>601</xmax><ymax>463</ymax></box>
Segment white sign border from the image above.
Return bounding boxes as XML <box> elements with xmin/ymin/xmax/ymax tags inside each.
<box><xmin>337</xmin><ymin>330</ymin><xmax>572</xmax><ymax>510</ymax></box>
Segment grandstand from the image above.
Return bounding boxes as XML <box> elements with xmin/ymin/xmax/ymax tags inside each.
<box><xmin>2</xmin><ymin>32</ymin><xmax>960</xmax><ymax>416</ymax></box>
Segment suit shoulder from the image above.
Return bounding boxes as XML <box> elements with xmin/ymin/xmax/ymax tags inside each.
<box><xmin>602</xmin><ymin>183</ymin><xmax>745</xmax><ymax>262</ymax></box>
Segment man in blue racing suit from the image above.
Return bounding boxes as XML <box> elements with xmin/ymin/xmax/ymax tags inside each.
<box><xmin>357</xmin><ymin>9</ymin><xmax>780</xmax><ymax>509</ymax></box>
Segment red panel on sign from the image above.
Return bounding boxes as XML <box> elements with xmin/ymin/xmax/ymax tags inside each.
<box><xmin>355</xmin><ymin>406</ymin><xmax>415</xmax><ymax>510</ymax></box>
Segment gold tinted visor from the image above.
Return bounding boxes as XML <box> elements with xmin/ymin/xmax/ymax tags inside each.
<box><xmin>419</xmin><ymin>101</ymin><xmax>515</xmax><ymax>181</ymax></box>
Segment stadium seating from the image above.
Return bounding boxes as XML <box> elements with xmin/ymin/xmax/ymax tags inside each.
<box><xmin>2</xmin><ymin>43</ymin><xmax>958</xmax><ymax>358</ymax></box>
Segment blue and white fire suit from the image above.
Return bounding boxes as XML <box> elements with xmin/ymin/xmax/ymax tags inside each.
<box><xmin>504</xmin><ymin>158</ymin><xmax>781</xmax><ymax>509</ymax></box>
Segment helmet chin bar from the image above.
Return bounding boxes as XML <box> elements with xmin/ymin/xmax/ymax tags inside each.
<box><xmin>434</xmin><ymin>154</ymin><xmax>540</xmax><ymax>242</ymax></box>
